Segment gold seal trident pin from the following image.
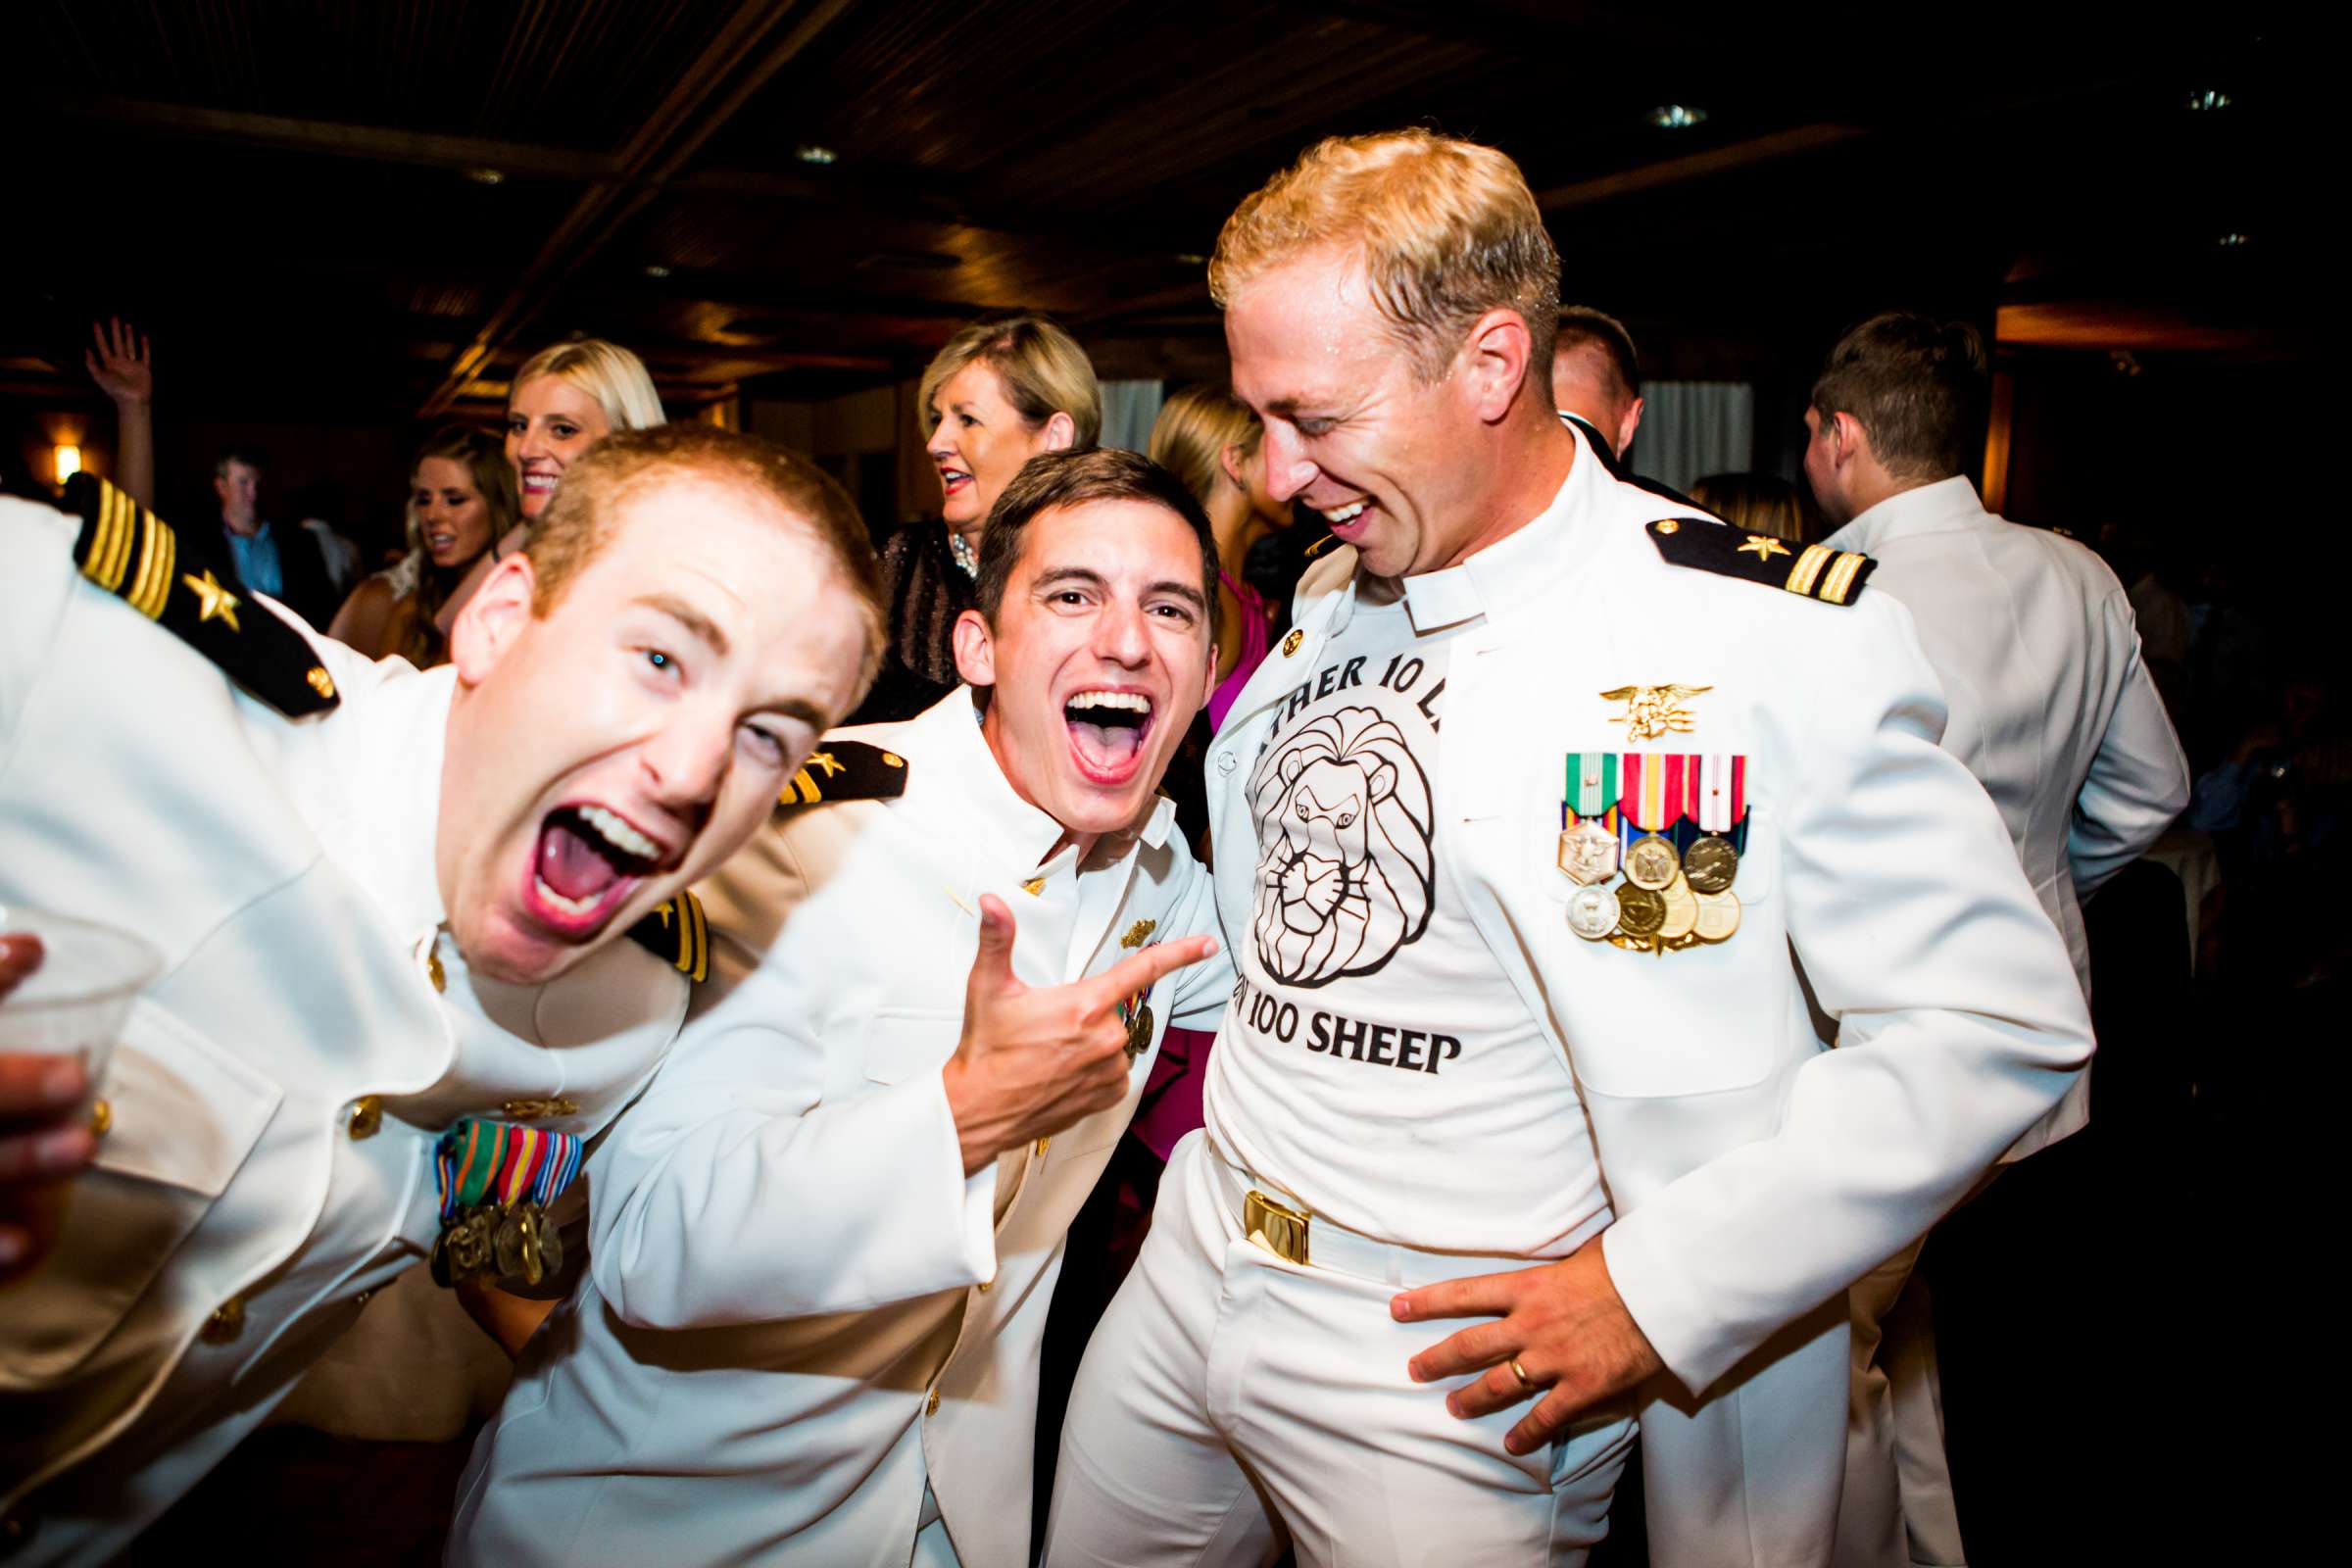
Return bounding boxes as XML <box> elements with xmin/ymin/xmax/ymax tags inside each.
<box><xmin>1600</xmin><ymin>683</ymin><xmax>1711</xmax><ymax>743</ymax></box>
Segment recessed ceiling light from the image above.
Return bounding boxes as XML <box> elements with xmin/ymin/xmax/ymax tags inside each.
<box><xmin>464</xmin><ymin>166</ymin><xmax>506</xmax><ymax>185</ymax></box>
<box><xmin>796</xmin><ymin>144</ymin><xmax>839</xmax><ymax>166</ymax></box>
<box><xmin>2185</xmin><ymin>88</ymin><xmax>2232</xmax><ymax>111</ymax></box>
<box><xmin>2217</xmin><ymin>232</ymin><xmax>2250</xmax><ymax>247</ymax></box>
<box><xmin>644</xmin><ymin>264</ymin><xmax>672</xmax><ymax>278</ymax></box>
<box><xmin>1645</xmin><ymin>105</ymin><xmax>1706</xmax><ymax>130</ymax></box>
<box><xmin>1174</xmin><ymin>252</ymin><xmax>1208</xmax><ymax>267</ymax></box>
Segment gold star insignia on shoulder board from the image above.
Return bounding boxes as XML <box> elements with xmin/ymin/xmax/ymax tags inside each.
<box><xmin>775</xmin><ymin>740</ymin><xmax>911</xmax><ymax>810</ymax></box>
<box><xmin>181</xmin><ymin>568</ymin><xmax>242</xmax><ymax>630</ymax></box>
<box><xmin>1737</xmin><ymin>534</ymin><xmax>1791</xmax><ymax>561</ymax></box>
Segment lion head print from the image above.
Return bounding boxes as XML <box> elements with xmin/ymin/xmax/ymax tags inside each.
<box><xmin>1250</xmin><ymin>706</ymin><xmax>1435</xmax><ymax>986</ymax></box>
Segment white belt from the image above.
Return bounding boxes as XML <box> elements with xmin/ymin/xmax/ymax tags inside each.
<box><xmin>1201</xmin><ymin>1138</ymin><xmax>1548</xmax><ymax>1292</ymax></box>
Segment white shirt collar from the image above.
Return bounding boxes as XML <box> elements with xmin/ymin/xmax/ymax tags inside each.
<box><xmin>1825</xmin><ymin>474</ymin><xmax>1988</xmax><ymax>555</ymax></box>
<box><xmin>1393</xmin><ymin>418</ymin><xmax>1614</xmax><ymax>633</ymax></box>
<box><xmin>352</xmin><ymin>662</ymin><xmax>456</xmax><ymax>939</ymax></box>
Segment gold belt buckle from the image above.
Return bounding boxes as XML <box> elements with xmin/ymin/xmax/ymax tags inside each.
<box><xmin>1244</xmin><ymin>1188</ymin><xmax>1311</xmax><ymax>1266</ymax></box>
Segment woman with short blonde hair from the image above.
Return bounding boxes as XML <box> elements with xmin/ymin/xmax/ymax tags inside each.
<box><xmin>853</xmin><ymin>312</ymin><xmax>1102</xmax><ymax>722</ymax></box>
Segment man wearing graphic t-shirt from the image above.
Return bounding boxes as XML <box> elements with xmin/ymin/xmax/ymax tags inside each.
<box><xmin>1044</xmin><ymin>130</ymin><xmax>2094</xmax><ymax>1568</ymax></box>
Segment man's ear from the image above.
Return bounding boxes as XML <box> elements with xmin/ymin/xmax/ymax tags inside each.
<box><xmin>1615</xmin><ymin>395</ymin><xmax>1645</xmax><ymax>460</ymax></box>
<box><xmin>1041</xmin><ymin>411</ymin><xmax>1077</xmax><ymax>454</ymax></box>
<box><xmin>1830</xmin><ymin>410</ymin><xmax>1872</xmax><ymax>470</ymax></box>
<box><xmin>951</xmin><ymin>606</ymin><xmax>997</xmax><ymax>688</ymax></box>
<box><xmin>1458</xmin><ymin>308</ymin><xmax>1533</xmax><ymax>424</ymax></box>
<box><xmin>448</xmin><ymin>552</ymin><xmax>538</xmax><ymax>688</ymax></box>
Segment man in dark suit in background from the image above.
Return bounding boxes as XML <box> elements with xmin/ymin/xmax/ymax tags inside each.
<box><xmin>212</xmin><ymin>444</ymin><xmax>338</xmax><ymax>627</ymax></box>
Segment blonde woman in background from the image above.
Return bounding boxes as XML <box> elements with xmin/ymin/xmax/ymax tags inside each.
<box><xmin>1149</xmin><ymin>383</ymin><xmax>1293</xmax><ymax>731</ymax></box>
<box><xmin>855</xmin><ymin>312</ymin><xmax>1100</xmax><ymax>722</ymax></box>
<box><xmin>438</xmin><ymin>336</ymin><xmax>667</xmax><ymax>630</ymax></box>
<box><xmin>1690</xmin><ymin>469</ymin><xmax>1810</xmax><ymax>546</ymax></box>
<box><xmin>329</xmin><ymin>426</ymin><xmax>519</xmax><ymax>665</ymax></box>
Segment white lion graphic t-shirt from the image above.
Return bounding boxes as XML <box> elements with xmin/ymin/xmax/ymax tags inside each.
<box><xmin>1205</xmin><ymin>539</ymin><xmax>1612</xmax><ymax>1256</ymax></box>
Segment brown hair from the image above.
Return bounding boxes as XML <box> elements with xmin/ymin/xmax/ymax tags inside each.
<box><xmin>973</xmin><ymin>449</ymin><xmax>1220</xmax><ymax>645</ymax></box>
<box><xmin>1210</xmin><ymin>128</ymin><xmax>1560</xmax><ymax>383</ymax></box>
<box><xmin>1148</xmin><ymin>384</ymin><xmax>1262</xmax><ymax>515</ymax></box>
<box><xmin>525</xmin><ymin>424</ymin><xmax>888</xmax><ymax>699</ymax></box>
<box><xmin>391</xmin><ymin>424</ymin><xmax>520</xmax><ymax>667</ymax></box>
<box><xmin>1810</xmin><ymin>312</ymin><xmax>1987</xmax><ymax>481</ymax></box>
<box><xmin>918</xmin><ymin>314</ymin><xmax>1102</xmax><ymax>450</ymax></box>
<box><xmin>1690</xmin><ymin>472</ymin><xmax>1808</xmax><ymax>547</ymax></box>
<box><xmin>1554</xmin><ymin>306</ymin><xmax>1641</xmax><ymax>401</ymax></box>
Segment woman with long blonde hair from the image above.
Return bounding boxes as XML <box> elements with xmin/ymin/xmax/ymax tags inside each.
<box><xmin>1149</xmin><ymin>383</ymin><xmax>1293</xmax><ymax>729</ymax></box>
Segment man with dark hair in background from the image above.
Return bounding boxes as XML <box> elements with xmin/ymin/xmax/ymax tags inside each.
<box><xmin>1805</xmin><ymin>310</ymin><xmax>2189</xmax><ymax>1568</ymax></box>
<box><xmin>212</xmin><ymin>444</ymin><xmax>338</xmax><ymax>627</ymax></box>
<box><xmin>1551</xmin><ymin>305</ymin><xmax>1645</xmax><ymax>460</ymax></box>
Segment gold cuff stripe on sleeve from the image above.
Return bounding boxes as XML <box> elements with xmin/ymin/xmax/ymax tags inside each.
<box><xmin>80</xmin><ymin>481</ymin><xmax>130</xmax><ymax>592</ymax></box>
<box><xmin>104</xmin><ymin>485</ymin><xmax>139</xmax><ymax>593</ymax></box>
<box><xmin>128</xmin><ymin>513</ymin><xmax>176</xmax><ymax>619</ymax></box>
<box><xmin>1819</xmin><ymin>550</ymin><xmax>1866</xmax><ymax>606</ymax></box>
<box><xmin>686</xmin><ymin>891</ymin><xmax>708</xmax><ymax>982</ymax></box>
<box><xmin>1784</xmin><ymin>543</ymin><xmax>1833</xmax><ymax>598</ymax></box>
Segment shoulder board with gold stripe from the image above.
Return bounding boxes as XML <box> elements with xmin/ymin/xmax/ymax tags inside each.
<box><xmin>1644</xmin><ymin>516</ymin><xmax>1876</xmax><ymax>608</ymax></box>
<box><xmin>64</xmin><ymin>473</ymin><xmax>341</xmax><ymax>714</ymax></box>
<box><xmin>626</xmin><ymin>890</ymin><xmax>709</xmax><ymax>983</ymax></box>
<box><xmin>775</xmin><ymin>740</ymin><xmax>909</xmax><ymax>812</ymax></box>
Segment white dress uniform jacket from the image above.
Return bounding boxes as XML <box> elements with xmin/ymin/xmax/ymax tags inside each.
<box><xmin>1198</xmin><ymin>425</ymin><xmax>2096</xmax><ymax>1566</ymax></box>
<box><xmin>1824</xmin><ymin>476</ymin><xmax>2188</xmax><ymax>1146</ymax></box>
<box><xmin>452</xmin><ymin>690</ymin><xmax>1230</xmax><ymax>1568</ymax></box>
<box><xmin>0</xmin><ymin>493</ymin><xmax>687</xmax><ymax>1564</ymax></box>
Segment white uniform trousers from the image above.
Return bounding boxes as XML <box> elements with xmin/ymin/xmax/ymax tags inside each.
<box><xmin>1044</xmin><ymin>1131</ymin><xmax>1634</xmax><ymax>1568</ymax></box>
<box><xmin>1836</xmin><ymin>1242</ymin><xmax>1965</xmax><ymax>1568</ymax></box>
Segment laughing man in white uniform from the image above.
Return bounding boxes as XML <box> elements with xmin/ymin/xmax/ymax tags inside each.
<box><xmin>1043</xmin><ymin>130</ymin><xmax>2096</xmax><ymax>1568</ymax></box>
<box><xmin>450</xmin><ymin>450</ymin><xmax>1232</xmax><ymax>1568</ymax></box>
<box><xmin>0</xmin><ymin>427</ymin><xmax>884</xmax><ymax>1563</ymax></box>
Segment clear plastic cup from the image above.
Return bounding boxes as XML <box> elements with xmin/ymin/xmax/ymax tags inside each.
<box><xmin>0</xmin><ymin>906</ymin><xmax>163</xmax><ymax>1090</ymax></box>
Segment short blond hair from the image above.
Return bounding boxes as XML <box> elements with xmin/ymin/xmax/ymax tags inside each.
<box><xmin>527</xmin><ymin>424</ymin><xmax>887</xmax><ymax>704</ymax></box>
<box><xmin>917</xmin><ymin>314</ymin><xmax>1102</xmax><ymax>450</ymax></box>
<box><xmin>1148</xmin><ymin>384</ymin><xmax>1262</xmax><ymax>514</ymax></box>
<box><xmin>1210</xmin><ymin>128</ymin><xmax>1560</xmax><ymax>383</ymax></box>
<box><xmin>511</xmin><ymin>337</ymin><xmax>667</xmax><ymax>434</ymax></box>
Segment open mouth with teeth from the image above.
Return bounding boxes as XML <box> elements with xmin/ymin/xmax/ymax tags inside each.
<box><xmin>1064</xmin><ymin>689</ymin><xmax>1155</xmax><ymax>785</ymax></box>
<box><xmin>1318</xmin><ymin>498</ymin><xmax>1375</xmax><ymax>540</ymax></box>
<box><xmin>522</xmin><ymin>802</ymin><xmax>673</xmax><ymax>940</ymax></box>
<box><xmin>937</xmin><ymin>466</ymin><xmax>973</xmax><ymax>498</ymax></box>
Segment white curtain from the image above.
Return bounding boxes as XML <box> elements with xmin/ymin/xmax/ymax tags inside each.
<box><xmin>1632</xmin><ymin>381</ymin><xmax>1754</xmax><ymax>496</ymax></box>
<box><xmin>1099</xmin><ymin>379</ymin><xmax>1164</xmax><ymax>455</ymax></box>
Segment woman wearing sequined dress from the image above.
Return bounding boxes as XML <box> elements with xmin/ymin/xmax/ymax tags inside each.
<box><xmin>853</xmin><ymin>312</ymin><xmax>1100</xmax><ymax>722</ymax></box>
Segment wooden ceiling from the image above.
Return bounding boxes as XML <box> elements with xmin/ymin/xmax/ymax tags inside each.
<box><xmin>0</xmin><ymin>0</ymin><xmax>2323</xmax><ymax>423</ymax></box>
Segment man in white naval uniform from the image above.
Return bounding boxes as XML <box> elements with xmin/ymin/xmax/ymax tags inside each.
<box><xmin>1804</xmin><ymin>312</ymin><xmax>2189</xmax><ymax>1568</ymax></box>
<box><xmin>1045</xmin><ymin>130</ymin><xmax>2095</xmax><ymax>1568</ymax></box>
<box><xmin>451</xmin><ymin>450</ymin><xmax>1229</xmax><ymax>1568</ymax></box>
<box><xmin>0</xmin><ymin>425</ymin><xmax>884</xmax><ymax>1563</ymax></box>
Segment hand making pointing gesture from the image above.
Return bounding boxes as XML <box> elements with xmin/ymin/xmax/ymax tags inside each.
<box><xmin>942</xmin><ymin>893</ymin><xmax>1216</xmax><ymax>1176</ymax></box>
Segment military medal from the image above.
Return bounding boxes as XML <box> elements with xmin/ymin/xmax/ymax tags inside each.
<box><xmin>1624</xmin><ymin>835</ymin><xmax>1680</xmax><ymax>890</ymax></box>
<box><xmin>1567</xmin><ymin>883</ymin><xmax>1621</xmax><ymax>941</ymax></box>
<box><xmin>1115</xmin><ymin>970</ymin><xmax>1156</xmax><ymax>1061</ymax></box>
<box><xmin>1615</xmin><ymin>885</ymin><xmax>1667</xmax><ymax>938</ymax></box>
<box><xmin>429</xmin><ymin>1118</ymin><xmax>585</xmax><ymax>1289</ymax></box>
<box><xmin>1683</xmin><ymin>835</ymin><xmax>1739</xmax><ymax>895</ymax></box>
<box><xmin>1557</xmin><ymin>816</ymin><xmax>1620</xmax><ymax>884</ymax></box>
<box><xmin>1693</xmin><ymin>889</ymin><xmax>1741</xmax><ymax>943</ymax></box>
<box><xmin>1657</xmin><ymin>873</ymin><xmax>1699</xmax><ymax>942</ymax></box>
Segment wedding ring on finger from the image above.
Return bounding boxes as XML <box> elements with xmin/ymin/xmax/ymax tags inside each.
<box><xmin>1508</xmin><ymin>1356</ymin><xmax>1538</xmax><ymax>1394</ymax></box>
